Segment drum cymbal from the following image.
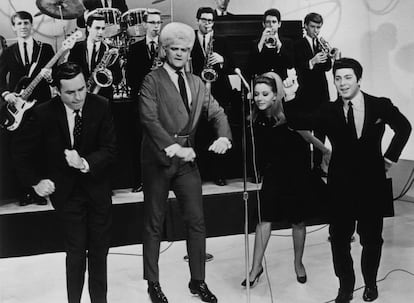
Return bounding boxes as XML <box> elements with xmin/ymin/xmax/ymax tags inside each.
<box><xmin>36</xmin><ymin>0</ymin><xmax>86</xmax><ymax>20</ymax></box>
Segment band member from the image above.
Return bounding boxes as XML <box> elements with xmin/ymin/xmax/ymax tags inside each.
<box><xmin>126</xmin><ymin>8</ymin><xmax>162</xmax><ymax>98</ymax></box>
<box><xmin>246</xmin><ymin>8</ymin><xmax>294</xmax><ymax>81</ymax></box>
<box><xmin>294</xmin><ymin>12</ymin><xmax>332</xmax><ymax>177</ymax></box>
<box><xmin>139</xmin><ymin>22</ymin><xmax>232</xmax><ymax>303</ymax></box>
<box><xmin>0</xmin><ymin>35</ymin><xmax>7</xmax><ymax>56</ymax></box>
<box><xmin>285</xmin><ymin>58</ymin><xmax>411</xmax><ymax>303</ymax></box>
<box><xmin>191</xmin><ymin>6</ymin><xmax>234</xmax><ymax>186</ymax></box>
<box><xmin>69</xmin><ymin>13</ymin><xmax>122</xmax><ymax>100</ymax></box>
<box><xmin>77</xmin><ymin>0</ymin><xmax>128</xmax><ymax>28</ymax></box>
<box><xmin>213</xmin><ymin>0</ymin><xmax>233</xmax><ymax>17</ymax></box>
<box><xmin>12</xmin><ymin>62</ymin><xmax>117</xmax><ymax>303</ymax></box>
<box><xmin>0</xmin><ymin>11</ymin><xmax>54</xmax><ymax>206</ymax></box>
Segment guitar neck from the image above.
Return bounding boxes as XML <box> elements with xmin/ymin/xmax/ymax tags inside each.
<box><xmin>21</xmin><ymin>47</ymin><xmax>67</xmax><ymax>100</ymax></box>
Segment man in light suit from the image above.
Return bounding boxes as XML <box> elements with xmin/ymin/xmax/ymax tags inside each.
<box><xmin>286</xmin><ymin>58</ymin><xmax>411</xmax><ymax>303</ymax></box>
<box><xmin>12</xmin><ymin>62</ymin><xmax>117</xmax><ymax>303</ymax></box>
<box><xmin>139</xmin><ymin>22</ymin><xmax>232</xmax><ymax>303</ymax></box>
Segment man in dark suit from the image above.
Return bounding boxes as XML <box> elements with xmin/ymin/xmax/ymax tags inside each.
<box><xmin>285</xmin><ymin>58</ymin><xmax>411</xmax><ymax>303</ymax></box>
<box><xmin>213</xmin><ymin>0</ymin><xmax>233</xmax><ymax>18</ymax></box>
<box><xmin>294</xmin><ymin>12</ymin><xmax>332</xmax><ymax>177</ymax></box>
<box><xmin>126</xmin><ymin>8</ymin><xmax>162</xmax><ymax>193</ymax></box>
<box><xmin>191</xmin><ymin>6</ymin><xmax>234</xmax><ymax>186</ymax></box>
<box><xmin>139</xmin><ymin>22</ymin><xmax>232</xmax><ymax>303</ymax></box>
<box><xmin>12</xmin><ymin>62</ymin><xmax>117</xmax><ymax>303</ymax></box>
<box><xmin>77</xmin><ymin>0</ymin><xmax>128</xmax><ymax>28</ymax></box>
<box><xmin>69</xmin><ymin>13</ymin><xmax>121</xmax><ymax>100</ymax></box>
<box><xmin>246</xmin><ymin>8</ymin><xmax>295</xmax><ymax>81</ymax></box>
<box><xmin>0</xmin><ymin>11</ymin><xmax>54</xmax><ymax>206</ymax></box>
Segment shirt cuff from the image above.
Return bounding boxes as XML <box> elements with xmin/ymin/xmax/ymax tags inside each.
<box><xmin>164</xmin><ymin>143</ymin><xmax>181</xmax><ymax>157</ymax></box>
<box><xmin>80</xmin><ymin>157</ymin><xmax>90</xmax><ymax>173</ymax></box>
<box><xmin>309</xmin><ymin>60</ymin><xmax>314</xmax><ymax>70</ymax></box>
<box><xmin>216</xmin><ymin>137</ymin><xmax>232</xmax><ymax>149</ymax></box>
<box><xmin>384</xmin><ymin>157</ymin><xmax>395</xmax><ymax>165</ymax></box>
<box><xmin>1</xmin><ymin>91</ymin><xmax>10</xmax><ymax>98</ymax></box>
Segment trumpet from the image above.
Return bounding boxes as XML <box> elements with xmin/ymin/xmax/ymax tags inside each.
<box><xmin>87</xmin><ymin>47</ymin><xmax>119</xmax><ymax>94</ymax></box>
<box><xmin>317</xmin><ymin>36</ymin><xmax>341</xmax><ymax>60</ymax></box>
<box><xmin>201</xmin><ymin>37</ymin><xmax>218</xmax><ymax>83</ymax></box>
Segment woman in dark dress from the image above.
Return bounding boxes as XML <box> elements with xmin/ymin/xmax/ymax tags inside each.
<box><xmin>242</xmin><ymin>72</ymin><xmax>330</xmax><ymax>287</ymax></box>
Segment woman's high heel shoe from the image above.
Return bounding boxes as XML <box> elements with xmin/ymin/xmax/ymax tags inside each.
<box><xmin>241</xmin><ymin>267</ymin><xmax>264</xmax><ymax>288</ymax></box>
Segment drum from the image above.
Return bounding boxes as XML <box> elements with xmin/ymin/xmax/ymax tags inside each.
<box><xmin>121</xmin><ymin>8</ymin><xmax>147</xmax><ymax>37</ymax></box>
<box><xmin>95</xmin><ymin>8</ymin><xmax>121</xmax><ymax>37</ymax></box>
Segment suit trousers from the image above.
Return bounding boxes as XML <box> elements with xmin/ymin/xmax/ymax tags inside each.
<box><xmin>329</xmin><ymin>217</ymin><xmax>384</xmax><ymax>292</ymax></box>
<box><xmin>58</xmin><ymin>184</ymin><xmax>112</xmax><ymax>303</ymax></box>
<box><xmin>142</xmin><ymin>159</ymin><xmax>206</xmax><ymax>282</ymax></box>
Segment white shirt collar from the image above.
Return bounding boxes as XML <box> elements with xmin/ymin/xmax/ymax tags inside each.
<box><xmin>146</xmin><ymin>35</ymin><xmax>159</xmax><ymax>46</ymax></box>
<box><xmin>344</xmin><ymin>90</ymin><xmax>364</xmax><ymax>110</ymax></box>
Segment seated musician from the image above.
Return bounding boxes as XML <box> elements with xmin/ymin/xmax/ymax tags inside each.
<box><xmin>69</xmin><ymin>12</ymin><xmax>122</xmax><ymax>100</ymax></box>
<box><xmin>77</xmin><ymin>0</ymin><xmax>128</xmax><ymax>28</ymax></box>
<box><xmin>0</xmin><ymin>11</ymin><xmax>54</xmax><ymax>206</ymax></box>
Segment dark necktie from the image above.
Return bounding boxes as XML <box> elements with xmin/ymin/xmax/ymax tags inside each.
<box><xmin>91</xmin><ymin>43</ymin><xmax>98</xmax><ymax>71</ymax></box>
<box><xmin>73</xmin><ymin>110</ymin><xmax>82</xmax><ymax>148</ymax></box>
<box><xmin>104</xmin><ymin>0</ymin><xmax>109</xmax><ymax>7</ymax></box>
<box><xmin>347</xmin><ymin>101</ymin><xmax>358</xmax><ymax>140</ymax></box>
<box><xmin>312</xmin><ymin>38</ymin><xmax>318</xmax><ymax>54</ymax></box>
<box><xmin>23</xmin><ymin>42</ymin><xmax>30</xmax><ymax>67</ymax></box>
<box><xmin>202</xmin><ymin>35</ymin><xmax>206</xmax><ymax>53</ymax></box>
<box><xmin>176</xmin><ymin>70</ymin><xmax>190</xmax><ymax>113</ymax></box>
<box><xmin>149</xmin><ymin>41</ymin><xmax>156</xmax><ymax>60</ymax></box>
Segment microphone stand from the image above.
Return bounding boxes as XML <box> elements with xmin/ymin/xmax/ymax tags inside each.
<box><xmin>240</xmin><ymin>83</ymin><xmax>251</xmax><ymax>303</ymax></box>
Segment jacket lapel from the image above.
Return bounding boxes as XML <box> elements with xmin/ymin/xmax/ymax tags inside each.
<box><xmin>54</xmin><ymin>99</ymin><xmax>72</xmax><ymax>148</ymax></box>
<box><xmin>12</xmin><ymin>43</ymin><xmax>24</xmax><ymax>68</ymax></box>
<box><xmin>360</xmin><ymin>92</ymin><xmax>372</xmax><ymax>140</ymax></box>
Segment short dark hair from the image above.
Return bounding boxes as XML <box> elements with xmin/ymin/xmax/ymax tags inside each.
<box><xmin>143</xmin><ymin>9</ymin><xmax>161</xmax><ymax>22</ymax></box>
<box><xmin>333</xmin><ymin>57</ymin><xmax>363</xmax><ymax>81</ymax></box>
<box><xmin>53</xmin><ymin>62</ymin><xmax>85</xmax><ymax>89</ymax></box>
<box><xmin>304</xmin><ymin>12</ymin><xmax>323</xmax><ymax>25</ymax></box>
<box><xmin>196</xmin><ymin>7</ymin><xmax>215</xmax><ymax>19</ymax></box>
<box><xmin>11</xmin><ymin>11</ymin><xmax>33</xmax><ymax>25</ymax></box>
<box><xmin>86</xmin><ymin>13</ymin><xmax>105</xmax><ymax>27</ymax></box>
<box><xmin>263</xmin><ymin>8</ymin><xmax>281</xmax><ymax>23</ymax></box>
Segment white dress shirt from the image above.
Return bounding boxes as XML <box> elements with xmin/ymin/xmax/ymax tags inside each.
<box><xmin>87</xmin><ymin>40</ymin><xmax>101</xmax><ymax>70</ymax></box>
<box><xmin>18</xmin><ymin>37</ymin><xmax>34</xmax><ymax>65</ymax></box>
<box><xmin>343</xmin><ymin>90</ymin><xmax>365</xmax><ymax>139</ymax></box>
<box><xmin>163</xmin><ymin>62</ymin><xmax>192</xmax><ymax>107</ymax></box>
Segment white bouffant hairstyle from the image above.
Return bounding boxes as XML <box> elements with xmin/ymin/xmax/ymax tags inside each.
<box><xmin>159</xmin><ymin>22</ymin><xmax>195</xmax><ymax>50</ymax></box>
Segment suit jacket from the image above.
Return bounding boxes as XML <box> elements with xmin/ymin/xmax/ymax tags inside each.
<box><xmin>246</xmin><ymin>36</ymin><xmax>294</xmax><ymax>80</ymax></box>
<box><xmin>286</xmin><ymin>92</ymin><xmax>412</xmax><ymax>218</ymax></box>
<box><xmin>68</xmin><ymin>40</ymin><xmax>121</xmax><ymax>99</ymax></box>
<box><xmin>77</xmin><ymin>0</ymin><xmax>129</xmax><ymax>28</ymax></box>
<box><xmin>0</xmin><ymin>40</ymin><xmax>54</xmax><ymax>103</ymax></box>
<box><xmin>126</xmin><ymin>38</ymin><xmax>153</xmax><ymax>97</ymax></box>
<box><xmin>191</xmin><ymin>30</ymin><xmax>233</xmax><ymax>106</ymax></box>
<box><xmin>294</xmin><ymin>37</ymin><xmax>331</xmax><ymax>110</ymax></box>
<box><xmin>11</xmin><ymin>93</ymin><xmax>117</xmax><ymax>209</ymax></box>
<box><xmin>138</xmin><ymin>67</ymin><xmax>232</xmax><ymax>167</ymax></box>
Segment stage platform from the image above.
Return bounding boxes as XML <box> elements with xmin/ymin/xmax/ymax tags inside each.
<box><xmin>1</xmin><ymin>159</ymin><xmax>413</xmax><ymax>259</ymax></box>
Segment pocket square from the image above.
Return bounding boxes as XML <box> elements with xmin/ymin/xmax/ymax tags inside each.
<box><xmin>374</xmin><ymin>118</ymin><xmax>383</xmax><ymax>124</ymax></box>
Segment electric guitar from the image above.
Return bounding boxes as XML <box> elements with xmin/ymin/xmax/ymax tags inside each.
<box><xmin>0</xmin><ymin>31</ymin><xmax>82</xmax><ymax>131</ymax></box>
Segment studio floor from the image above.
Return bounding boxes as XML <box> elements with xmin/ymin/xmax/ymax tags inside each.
<box><xmin>0</xmin><ymin>200</ymin><xmax>413</xmax><ymax>303</ymax></box>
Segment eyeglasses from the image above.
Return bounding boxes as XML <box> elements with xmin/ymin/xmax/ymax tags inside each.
<box><xmin>147</xmin><ymin>21</ymin><xmax>163</xmax><ymax>25</ymax></box>
<box><xmin>199</xmin><ymin>18</ymin><xmax>214</xmax><ymax>24</ymax></box>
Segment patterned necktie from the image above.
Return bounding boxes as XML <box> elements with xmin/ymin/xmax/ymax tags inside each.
<box><xmin>73</xmin><ymin>109</ymin><xmax>82</xmax><ymax>148</ymax></box>
<box><xmin>176</xmin><ymin>70</ymin><xmax>190</xmax><ymax>113</ymax></box>
<box><xmin>23</xmin><ymin>42</ymin><xmax>30</xmax><ymax>67</ymax></box>
<box><xmin>347</xmin><ymin>101</ymin><xmax>358</xmax><ymax>140</ymax></box>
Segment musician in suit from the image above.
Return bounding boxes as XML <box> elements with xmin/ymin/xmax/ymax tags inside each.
<box><xmin>294</xmin><ymin>12</ymin><xmax>332</xmax><ymax>177</ymax></box>
<box><xmin>125</xmin><ymin>8</ymin><xmax>162</xmax><ymax>193</ymax></box>
<box><xmin>69</xmin><ymin>13</ymin><xmax>121</xmax><ymax>100</ymax></box>
<box><xmin>285</xmin><ymin>58</ymin><xmax>411</xmax><ymax>303</ymax></box>
<box><xmin>191</xmin><ymin>6</ymin><xmax>234</xmax><ymax>186</ymax></box>
<box><xmin>12</xmin><ymin>62</ymin><xmax>117</xmax><ymax>303</ymax></box>
<box><xmin>246</xmin><ymin>8</ymin><xmax>295</xmax><ymax>81</ymax></box>
<box><xmin>213</xmin><ymin>0</ymin><xmax>233</xmax><ymax>18</ymax></box>
<box><xmin>139</xmin><ymin>22</ymin><xmax>232</xmax><ymax>303</ymax></box>
<box><xmin>0</xmin><ymin>11</ymin><xmax>54</xmax><ymax>206</ymax></box>
<box><xmin>77</xmin><ymin>0</ymin><xmax>128</xmax><ymax>28</ymax></box>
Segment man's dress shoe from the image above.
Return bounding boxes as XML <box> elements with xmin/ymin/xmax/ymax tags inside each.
<box><xmin>189</xmin><ymin>280</ymin><xmax>217</xmax><ymax>303</ymax></box>
<box><xmin>335</xmin><ymin>289</ymin><xmax>353</xmax><ymax>303</ymax></box>
<box><xmin>214</xmin><ymin>178</ymin><xmax>227</xmax><ymax>186</ymax></box>
<box><xmin>147</xmin><ymin>281</ymin><xmax>168</xmax><ymax>303</ymax></box>
<box><xmin>362</xmin><ymin>286</ymin><xmax>378</xmax><ymax>302</ymax></box>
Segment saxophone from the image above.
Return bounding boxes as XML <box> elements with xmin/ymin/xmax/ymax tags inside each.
<box><xmin>201</xmin><ymin>37</ymin><xmax>218</xmax><ymax>83</ymax></box>
<box><xmin>87</xmin><ymin>47</ymin><xmax>119</xmax><ymax>94</ymax></box>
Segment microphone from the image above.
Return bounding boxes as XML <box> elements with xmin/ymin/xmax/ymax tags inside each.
<box><xmin>234</xmin><ymin>68</ymin><xmax>250</xmax><ymax>92</ymax></box>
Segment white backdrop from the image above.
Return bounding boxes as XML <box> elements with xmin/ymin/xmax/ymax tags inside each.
<box><xmin>1</xmin><ymin>0</ymin><xmax>412</xmax><ymax>159</ymax></box>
